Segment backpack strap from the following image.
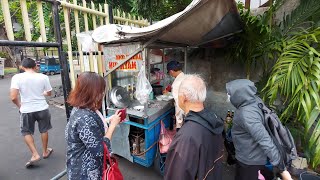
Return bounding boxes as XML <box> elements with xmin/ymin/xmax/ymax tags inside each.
<box><xmin>258</xmin><ymin>103</ymin><xmax>270</xmax><ymax>114</ymax></box>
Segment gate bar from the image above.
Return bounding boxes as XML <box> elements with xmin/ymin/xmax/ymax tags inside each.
<box><xmin>0</xmin><ymin>41</ymin><xmax>60</xmax><ymax>47</ymax></box>
<box><xmin>50</xmin><ymin>169</ymin><xmax>67</xmax><ymax>180</ymax></box>
<box><xmin>52</xmin><ymin>0</ymin><xmax>72</xmax><ymax>119</ymax></box>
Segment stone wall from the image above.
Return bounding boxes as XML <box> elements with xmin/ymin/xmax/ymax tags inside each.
<box><xmin>186</xmin><ymin>48</ymin><xmax>262</xmax><ymax>92</ymax></box>
<box><xmin>185</xmin><ymin>48</ymin><xmax>256</xmax><ymax>118</ymax></box>
<box><xmin>274</xmin><ymin>0</ymin><xmax>300</xmax><ymax>23</ymax></box>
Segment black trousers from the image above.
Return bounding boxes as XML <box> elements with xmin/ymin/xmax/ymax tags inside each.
<box><xmin>235</xmin><ymin>161</ymin><xmax>274</xmax><ymax>180</ymax></box>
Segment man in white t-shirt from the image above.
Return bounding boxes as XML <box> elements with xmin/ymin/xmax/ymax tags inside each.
<box><xmin>10</xmin><ymin>58</ymin><xmax>54</xmax><ymax>168</ymax></box>
<box><xmin>166</xmin><ymin>60</ymin><xmax>185</xmax><ymax>130</ymax></box>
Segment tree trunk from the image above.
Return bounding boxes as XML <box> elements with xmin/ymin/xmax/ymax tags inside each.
<box><xmin>0</xmin><ymin>24</ymin><xmax>18</xmax><ymax>68</ymax></box>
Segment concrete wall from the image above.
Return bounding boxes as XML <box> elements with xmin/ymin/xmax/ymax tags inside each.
<box><xmin>184</xmin><ymin>48</ymin><xmax>254</xmax><ymax>118</ymax></box>
<box><xmin>186</xmin><ymin>48</ymin><xmax>251</xmax><ymax>92</ymax></box>
<box><xmin>184</xmin><ymin>48</ymin><xmax>267</xmax><ymax>118</ymax></box>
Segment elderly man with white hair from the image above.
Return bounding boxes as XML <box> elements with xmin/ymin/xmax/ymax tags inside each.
<box><xmin>164</xmin><ymin>74</ymin><xmax>224</xmax><ymax>180</ymax></box>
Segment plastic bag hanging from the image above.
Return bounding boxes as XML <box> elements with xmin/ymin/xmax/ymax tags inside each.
<box><xmin>135</xmin><ymin>64</ymin><xmax>152</xmax><ymax>104</ymax></box>
<box><xmin>159</xmin><ymin>121</ymin><xmax>175</xmax><ymax>154</ymax></box>
<box><xmin>76</xmin><ymin>32</ymin><xmax>96</xmax><ymax>52</ymax></box>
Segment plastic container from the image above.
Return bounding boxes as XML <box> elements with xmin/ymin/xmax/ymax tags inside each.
<box><xmin>150</xmin><ymin>54</ymin><xmax>162</xmax><ymax>64</ymax></box>
<box><xmin>156</xmin><ymin>96</ymin><xmax>162</xmax><ymax>101</ymax></box>
<box><xmin>300</xmin><ymin>172</ymin><xmax>320</xmax><ymax>180</ymax></box>
<box><xmin>0</xmin><ymin>58</ymin><xmax>4</xmax><ymax>77</ymax></box>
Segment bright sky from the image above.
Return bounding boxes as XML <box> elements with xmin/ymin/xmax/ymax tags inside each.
<box><xmin>237</xmin><ymin>0</ymin><xmax>269</xmax><ymax>8</ymax></box>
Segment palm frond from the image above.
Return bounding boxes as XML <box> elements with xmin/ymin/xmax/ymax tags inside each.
<box><xmin>280</xmin><ymin>0</ymin><xmax>320</xmax><ymax>35</ymax></box>
<box><xmin>263</xmin><ymin>28</ymin><xmax>320</xmax><ymax>168</ymax></box>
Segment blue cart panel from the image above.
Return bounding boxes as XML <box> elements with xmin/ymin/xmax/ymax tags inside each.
<box><xmin>124</xmin><ymin>108</ymin><xmax>173</xmax><ymax>167</ymax></box>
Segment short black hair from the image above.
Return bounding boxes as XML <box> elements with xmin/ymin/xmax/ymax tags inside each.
<box><xmin>21</xmin><ymin>58</ymin><xmax>36</xmax><ymax>69</ymax></box>
<box><xmin>167</xmin><ymin>60</ymin><xmax>183</xmax><ymax>73</ymax></box>
<box><xmin>171</xmin><ymin>65</ymin><xmax>182</xmax><ymax>72</ymax></box>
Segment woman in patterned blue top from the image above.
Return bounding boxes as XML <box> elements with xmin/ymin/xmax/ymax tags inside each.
<box><xmin>65</xmin><ymin>72</ymin><xmax>122</xmax><ymax>180</ymax></box>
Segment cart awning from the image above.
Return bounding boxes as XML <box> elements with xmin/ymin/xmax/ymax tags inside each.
<box><xmin>92</xmin><ymin>0</ymin><xmax>242</xmax><ymax>47</ymax></box>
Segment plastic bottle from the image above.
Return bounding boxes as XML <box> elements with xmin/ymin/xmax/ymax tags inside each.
<box><xmin>149</xmin><ymin>91</ymin><xmax>154</xmax><ymax>100</ymax></box>
<box><xmin>128</xmin><ymin>84</ymin><xmax>133</xmax><ymax>99</ymax></box>
<box><xmin>224</xmin><ymin>110</ymin><xmax>231</xmax><ymax>132</ymax></box>
<box><xmin>132</xmin><ymin>143</ymin><xmax>137</xmax><ymax>154</ymax></box>
<box><xmin>132</xmin><ymin>83</ymin><xmax>136</xmax><ymax>97</ymax></box>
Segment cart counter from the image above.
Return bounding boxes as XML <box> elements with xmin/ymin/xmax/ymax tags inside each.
<box><xmin>108</xmin><ymin>100</ymin><xmax>174</xmax><ymax>125</ymax></box>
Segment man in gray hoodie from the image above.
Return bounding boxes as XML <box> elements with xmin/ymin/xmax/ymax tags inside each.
<box><xmin>226</xmin><ymin>79</ymin><xmax>292</xmax><ymax>180</ymax></box>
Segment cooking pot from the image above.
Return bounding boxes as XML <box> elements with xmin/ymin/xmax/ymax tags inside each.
<box><xmin>152</xmin><ymin>85</ymin><xmax>163</xmax><ymax>96</ymax></box>
<box><xmin>109</xmin><ymin>86</ymin><xmax>131</xmax><ymax>108</ymax></box>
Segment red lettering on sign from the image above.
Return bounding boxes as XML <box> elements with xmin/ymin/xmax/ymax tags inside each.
<box><xmin>132</xmin><ymin>61</ymin><xmax>137</xmax><ymax>69</ymax></box>
<box><xmin>115</xmin><ymin>53</ymin><xmax>142</xmax><ymax>61</ymax></box>
<box><xmin>109</xmin><ymin>57</ymin><xmax>139</xmax><ymax>70</ymax></box>
<box><xmin>129</xmin><ymin>62</ymin><xmax>132</xmax><ymax>69</ymax></box>
<box><xmin>108</xmin><ymin>61</ymin><xmax>118</xmax><ymax>69</ymax></box>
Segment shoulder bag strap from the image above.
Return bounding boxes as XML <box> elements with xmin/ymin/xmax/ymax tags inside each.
<box><xmin>103</xmin><ymin>142</ymin><xmax>113</xmax><ymax>165</ymax></box>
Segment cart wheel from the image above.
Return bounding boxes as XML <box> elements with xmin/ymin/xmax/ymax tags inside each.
<box><xmin>50</xmin><ymin>71</ymin><xmax>55</xmax><ymax>76</ymax></box>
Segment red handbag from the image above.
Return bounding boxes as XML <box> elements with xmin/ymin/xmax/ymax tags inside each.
<box><xmin>102</xmin><ymin>143</ymin><xmax>123</xmax><ymax>180</ymax></box>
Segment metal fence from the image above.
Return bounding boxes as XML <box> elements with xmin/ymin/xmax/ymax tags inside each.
<box><xmin>0</xmin><ymin>0</ymin><xmax>149</xmax><ymax>107</ymax></box>
<box><xmin>1</xmin><ymin>0</ymin><xmax>149</xmax><ymax>86</ymax></box>
<box><xmin>58</xmin><ymin>0</ymin><xmax>149</xmax><ymax>87</ymax></box>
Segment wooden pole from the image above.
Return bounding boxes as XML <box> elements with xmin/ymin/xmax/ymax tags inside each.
<box><xmin>37</xmin><ymin>0</ymin><xmax>47</xmax><ymax>42</ymax></box>
<box><xmin>62</xmin><ymin>0</ymin><xmax>76</xmax><ymax>87</ymax></box>
<box><xmin>245</xmin><ymin>0</ymin><xmax>251</xmax><ymax>9</ymax></box>
<box><xmin>20</xmin><ymin>0</ymin><xmax>32</xmax><ymax>41</ymax></box>
<box><xmin>1</xmin><ymin>0</ymin><xmax>14</xmax><ymax>40</ymax></box>
<box><xmin>73</xmin><ymin>0</ymin><xmax>84</xmax><ymax>72</ymax></box>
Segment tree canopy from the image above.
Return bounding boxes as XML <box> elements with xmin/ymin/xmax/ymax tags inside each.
<box><xmin>94</xmin><ymin>0</ymin><xmax>191</xmax><ymax>21</ymax></box>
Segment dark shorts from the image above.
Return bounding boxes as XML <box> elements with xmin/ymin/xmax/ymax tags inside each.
<box><xmin>20</xmin><ymin>109</ymin><xmax>52</xmax><ymax>136</ymax></box>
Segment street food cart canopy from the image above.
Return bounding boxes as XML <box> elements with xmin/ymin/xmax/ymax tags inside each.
<box><xmin>92</xmin><ymin>0</ymin><xmax>242</xmax><ymax>47</ymax></box>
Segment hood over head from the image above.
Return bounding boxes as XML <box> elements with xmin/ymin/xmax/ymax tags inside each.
<box><xmin>185</xmin><ymin>108</ymin><xmax>223</xmax><ymax>134</ymax></box>
<box><xmin>226</xmin><ymin>79</ymin><xmax>257</xmax><ymax>108</ymax></box>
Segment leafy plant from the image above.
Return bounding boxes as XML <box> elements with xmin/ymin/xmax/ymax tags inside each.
<box><xmin>0</xmin><ymin>1</ymin><xmax>55</xmax><ymax>41</ymax></box>
<box><xmin>104</xmin><ymin>0</ymin><xmax>191</xmax><ymax>21</ymax></box>
<box><xmin>0</xmin><ymin>52</ymin><xmax>9</xmax><ymax>59</ymax></box>
<box><xmin>227</xmin><ymin>2</ymin><xmax>274</xmax><ymax>79</ymax></box>
<box><xmin>263</xmin><ymin>28</ymin><xmax>320</xmax><ymax>168</ymax></box>
<box><xmin>280</xmin><ymin>0</ymin><xmax>320</xmax><ymax>36</ymax></box>
<box><xmin>262</xmin><ymin>0</ymin><xmax>320</xmax><ymax>169</ymax></box>
<box><xmin>229</xmin><ymin>0</ymin><xmax>320</xmax><ymax>169</ymax></box>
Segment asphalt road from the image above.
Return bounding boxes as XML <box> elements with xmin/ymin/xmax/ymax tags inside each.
<box><xmin>0</xmin><ymin>74</ymin><xmax>162</xmax><ymax>180</ymax></box>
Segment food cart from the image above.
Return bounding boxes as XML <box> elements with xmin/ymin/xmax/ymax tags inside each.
<box><xmin>79</xmin><ymin>0</ymin><xmax>242</xmax><ymax>174</ymax></box>
<box><xmin>102</xmin><ymin>42</ymin><xmax>186</xmax><ymax>172</ymax></box>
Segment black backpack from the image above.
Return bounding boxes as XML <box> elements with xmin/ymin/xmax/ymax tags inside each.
<box><xmin>258</xmin><ymin>103</ymin><xmax>298</xmax><ymax>167</ymax></box>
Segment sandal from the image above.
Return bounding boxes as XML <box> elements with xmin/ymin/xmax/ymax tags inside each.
<box><xmin>43</xmin><ymin>148</ymin><xmax>53</xmax><ymax>159</ymax></box>
<box><xmin>25</xmin><ymin>158</ymin><xmax>41</xmax><ymax>168</ymax></box>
